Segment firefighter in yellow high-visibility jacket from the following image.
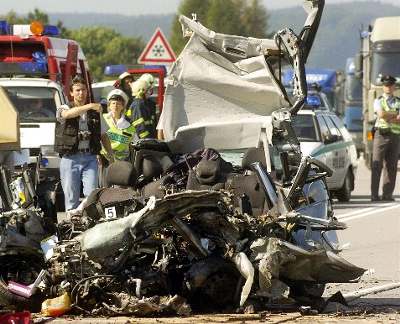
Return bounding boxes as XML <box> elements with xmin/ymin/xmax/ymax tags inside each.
<box><xmin>125</xmin><ymin>75</ymin><xmax>157</xmax><ymax>139</ymax></box>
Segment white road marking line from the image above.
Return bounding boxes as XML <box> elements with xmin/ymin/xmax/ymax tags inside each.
<box><xmin>335</xmin><ymin>201</ymin><xmax>397</xmax><ymax>219</ymax></box>
<box><xmin>336</xmin><ymin>207</ymin><xmax>375</xmax><ymax>218</ymax></box>
<box><xmin>339</xmin><ymin>203</ymin><xmax>400</xmax><ymax>222</ymax></box>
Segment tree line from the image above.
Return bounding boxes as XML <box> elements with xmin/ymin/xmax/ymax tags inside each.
<box><xmin>1</xmin><ymin>1</ymin><xmax>270</xmax><ymax>81</ymax></box>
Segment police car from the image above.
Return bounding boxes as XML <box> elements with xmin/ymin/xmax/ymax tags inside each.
<box><xmin>291</xmin><ymin>97</ymin><xmax>358</xmax><ymax>201</ymax></box>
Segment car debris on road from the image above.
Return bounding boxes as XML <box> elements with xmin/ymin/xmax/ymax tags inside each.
<box><xmin>2</xmin><ymin>0</ymin><xmax>396</xmax><ymax>320</ymax></box>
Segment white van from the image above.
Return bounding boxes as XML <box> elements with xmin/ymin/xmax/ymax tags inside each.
<box><xmin>0</xmin><ymin>77</ymin><xmax>67</xmax><ymax>169</ymax></box>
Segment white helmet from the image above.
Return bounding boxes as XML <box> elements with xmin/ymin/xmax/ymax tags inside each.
<box><xmin>107</xmin><ymin>89</ymin><xmax>129</xmax><ymax>107</ymax></box>
<box><xmin>130</xmin><ymin>79</ymin><xmax>148</xmax><ymax>98</ymax></box>
<box><xmin>118</xmin><ymin>72</ymin><xmax>132</xmax><ymax>81</ymax></box>
<box><xmin>139</xmin><ymin>73</ymin><xmax>155</xmax><ymax>89</ymax></box>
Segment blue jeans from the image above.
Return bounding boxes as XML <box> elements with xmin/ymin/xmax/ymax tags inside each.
<box><xmin>60</xmin><ymin>153</ymin><xmax>98</xmax><ymax>210</ymax></box>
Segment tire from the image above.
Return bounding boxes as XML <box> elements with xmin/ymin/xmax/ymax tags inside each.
<box><xmin>336</xmin><ymin>169</ymin><xmax>353</xmax><ymax>202</ymax></box>
<box><xmin>185</xmin><ymin>257</ymin><xmax>240</xmax><ymax>311</ymax></box>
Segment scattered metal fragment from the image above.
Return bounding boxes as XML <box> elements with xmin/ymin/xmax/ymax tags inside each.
<box><xmin>343</xmin><ymin>282</ymin><xmax>400</xmax><ymax>302</ymax></box>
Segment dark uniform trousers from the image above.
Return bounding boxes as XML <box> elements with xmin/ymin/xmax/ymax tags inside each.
<box><xmin>371</xmin><ymin>130</ymin><xmax>400</xmax><ymax>198</ymax></box>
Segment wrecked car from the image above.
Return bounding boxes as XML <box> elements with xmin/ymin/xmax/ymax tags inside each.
<box><xmin>0</xmin><ymin>0</ymin><xmax>366</xmax><ymax>317</ymax></box>
<box><xmin>0</xmin><ymin>165</ymin><xmax>52</xmax><ymax>310</ymax></box>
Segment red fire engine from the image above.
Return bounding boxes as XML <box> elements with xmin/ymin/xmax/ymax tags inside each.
<box><xmin>0</xmin><ymin>20</ymin><xmax>93</xmax><ymax>100</ymax></box>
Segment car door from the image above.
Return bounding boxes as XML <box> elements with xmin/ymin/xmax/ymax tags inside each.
<box><xmin>331</xmin><ymin>114</ymin><xmax>358</xmax><ymax>174</ymax></box>
<box><xmin>323</xmin><ymin>115</ymin><xmax>346</xmax><ymax>188</ymax></box>
<box><xmin>315</xmin><ymin>115</ymin><xmax>336</xmax><ymax>188</ymax></box>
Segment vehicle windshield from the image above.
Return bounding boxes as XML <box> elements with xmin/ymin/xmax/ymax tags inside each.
<box><xmin>92</xmin><ymin>85</ymin><xmax>115</xmax><ymax>102</ymax></box>
<box><xmin>371</xmin><ymin>52</ymin><xmax>400</xmax><ymax>84</ymax></box>
<box><xmin>4</xmin><ymin>86</ymin><xmax>61</xmax><ymax>122</ymax></box>
<box><xmin>292</xmin><ymin>114</ymin><xmax>318</xmax><ymax>142</ymax></box>
<box><xmin>345</xmin><ymin>74</ymin><xmax>362</xmax><ymax>102</ymax></box>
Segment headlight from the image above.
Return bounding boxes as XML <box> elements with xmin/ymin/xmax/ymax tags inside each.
<box><xmin>303</xmin><ymin>180</ymin><xmax>329</xmax><ymax>205</ymax></box>
<box><xmin>296</xmin><ymin>179</ymin><xmax>329</xmax><ymax>219</ymax></box>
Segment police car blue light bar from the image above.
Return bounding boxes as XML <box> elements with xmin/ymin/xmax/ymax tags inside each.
<box><xmin>0</xmin><ymin>21</ymin><xmax>59</xmax><ymax>36</ymax></box>
<box><xmin>104</xmin><ymin>65</ymin><xmax>127</xmax><ymax>76</ymax></box>
<box><xmin>0</xmin><ymin>21</ymin><xmax>10</xmax><ymax>35</ymax></box>
<box><xmin>43</xmin><ymin>25</ymin><xmax>59</xmax><ymax>36</ymax></box>
<box><xmin>306</xmin><ymin>95</ymin><xmax>321</xmax><ymax>107</ymax></box>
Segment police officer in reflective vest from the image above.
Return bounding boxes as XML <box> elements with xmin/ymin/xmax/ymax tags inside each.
<box><xmin>102</xmin><ymin>89</ymin><xmax>137</xmax><ymax>161</ymax></box>
<box><xmin>371</xmin><ymin>75</ymin><xmax>400</xmax><ymax>201</ymax></box>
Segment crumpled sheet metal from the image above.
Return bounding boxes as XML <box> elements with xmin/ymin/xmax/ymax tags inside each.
<box><xmin>48</xmin><ymin>188</ymin><xmax>366</xmax><ymax>315</ymax></box>
<box><xmin>251</xmin><ymin>237</ymin><xmax>365</xmax><ymax>284</ymax></box>
<box><xmin>250</xmin><ymin>238</ymin><xmax>296</xmax><ymax>295</ymax></box>
<box><xmin>76</xmin><ymin>191</ymin><xmax>232</xmax><ymax>262</ymax></box>
<box><xmin>161</xmin><ymin>32</ymin><xmax>285</xmax><ymax>144</ymax></box>
<box><xmin>232</xmin><ymin>252</ymin><xmax>254</xmax><ymax>307</ymax></box>
<box><xmin>179</xmin><ymin>14</ymin><xmax>278</xmax><ymax>60</ymax></box>
<box><xmin>75</xmin><ymin>196</ymin><xmax>156</xmax><ymax>261</ymax></box>
<box><xmin>129</xmin><ymin>190</ymin><xmax>232</xmax><ymax>242</ymax></box>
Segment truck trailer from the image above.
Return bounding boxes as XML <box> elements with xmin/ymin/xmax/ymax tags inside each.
<box><xmin>356</xmin><ymin>16</ymin><xmax>400</xmax><ymax>168</ymax></box>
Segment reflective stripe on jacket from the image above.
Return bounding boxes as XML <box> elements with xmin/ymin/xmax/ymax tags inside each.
<box><xmin>126</xmin><ymin>98</ymin><xmax>157</xmax><ymax>139</ymax></box>
<box><xmin>102</xmin><ymin>114</ymin><xmax>136</xmax><ymax>160</ymax></box>
<box><xmin>376</xmin><ymin>96</ymin><xmax>400</xmax><ymax>135</ymax></box>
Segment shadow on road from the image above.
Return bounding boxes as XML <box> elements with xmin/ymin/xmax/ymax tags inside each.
<box><xmin>345</xmin><ymin>297</ymin><xmax>400</xmax><ymax>311</ymax></box>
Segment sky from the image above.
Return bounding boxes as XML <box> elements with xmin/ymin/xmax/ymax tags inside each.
<box><xmin>0</xmin><ymin>0</ymin><xmax>398</xmax><ymax>15</ymax></box>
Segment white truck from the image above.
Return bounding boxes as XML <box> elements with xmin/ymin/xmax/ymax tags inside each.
<box><xmin>0</xmin><ymin>78</ymin><xmax>68</xmax><ymax>211</ymax></box>
<box><xmin>356</xmin><ymin>16</ymin><xmax>400</xmax><ymax>167</ymax></box>
<box><xmin>0</xmin><ymin>78</ymin><xmax>67</xmax><ymax>169</ymax></box>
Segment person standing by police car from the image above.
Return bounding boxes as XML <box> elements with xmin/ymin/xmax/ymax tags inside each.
<box><xmin>371</xmin><ymin>75</ymin><xmax>400</xmax><ymax>202</ymax></box>
<box><xmin>55</xmin><ymin>76</ymin><xmax>114</xmax><ymax>211</ymax></box>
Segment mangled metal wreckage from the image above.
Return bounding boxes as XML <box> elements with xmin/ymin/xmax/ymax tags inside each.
<box><xmin>0</xmin><ymin>0</ymin><xmax>366</xmax><ymax>317</ymax></box>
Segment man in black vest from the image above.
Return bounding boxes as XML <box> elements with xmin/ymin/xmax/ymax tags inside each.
<box><xmin>55</xmin><ymin>76</ymin><xmax>114</xmax><ymax>211</ymax></box>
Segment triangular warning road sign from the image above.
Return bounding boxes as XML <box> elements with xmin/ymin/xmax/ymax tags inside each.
<box><xmin>138</xmin><ymin>28</ymin><xmax>176</xmax><ymax>64</ymax></box>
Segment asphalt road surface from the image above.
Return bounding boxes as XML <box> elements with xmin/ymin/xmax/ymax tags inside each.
<box><xmin>322</xmin><ymin>158</ymin><xmax>400</xmax><ymax>320</ymax></box>
<box><xmin>49</xmin><ymin>158</ymin><xmax>400</xmax><ymax>323</ymax></box>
